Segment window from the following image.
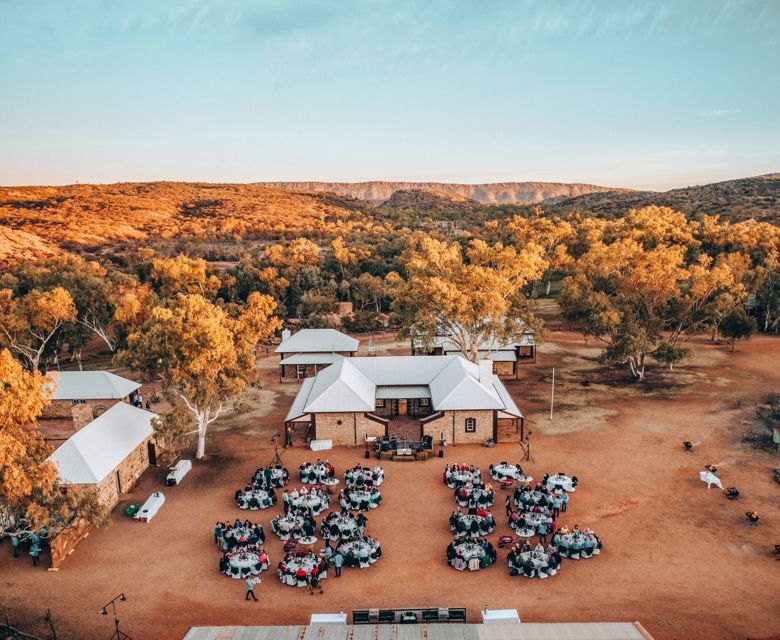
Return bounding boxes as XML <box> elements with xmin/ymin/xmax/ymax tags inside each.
<box><xmin>71</xmin><ymin>399</ymin><xmax>86</xmax><ymax>406</ymax></box>
<box><xmin>375</xmin><ymin>399</ymin><xmax>386</xmax><ymax>408</ymax></box>
<box><xmin>465</xmin><ymin>417</ymin><xmax>476</xmax><ymax>432</ymax></box>
<box><xmin>419</xmin><ymin>398</ymin><xmax>430</xmax><ymax>407</ymax></box>
<box><xmin>296</xmin><ymin>364</ymin><xmax>306</xmax><ymax>375</ymax></box>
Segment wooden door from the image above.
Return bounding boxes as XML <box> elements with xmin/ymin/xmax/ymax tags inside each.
<box><xmin>398</xmin><ymin>399</ymin><xmax>408</xmax><ymax>416</ymax></box>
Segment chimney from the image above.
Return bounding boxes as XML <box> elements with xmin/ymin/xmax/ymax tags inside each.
<box><xmin>281</xmin><ymin>329</ymin><xmax>291</xmax><ymax>343</ymax></box>
<box><xmin>478</xmin><ymin>360</ymin><xmax>493</xmax><ymax>385</ymax></box>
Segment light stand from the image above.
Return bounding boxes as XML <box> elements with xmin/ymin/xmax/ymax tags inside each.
<box><xmin>521</xmin><ymin>431</ymin><xmax>534</xmax><ymax>463</ymax></box>
<box><xmin>100</xmin><ymin>593</ymin><xmax>131</xmax><ymax>640</ymax></box>
<box><xmin>270</xmin><ymin>433</ymin><xmax>284</xmax><ymax>467</ymax></box>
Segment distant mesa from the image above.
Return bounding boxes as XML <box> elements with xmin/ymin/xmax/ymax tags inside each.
<box><xmin>261</xmin><ymin>180</ymin><xmax>630</xmax><ymax>205</ymax></box>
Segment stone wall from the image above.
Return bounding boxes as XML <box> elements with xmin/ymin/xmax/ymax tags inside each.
<box><xmin>492</xmin><ymin>361</ymin><xmax>516</xmax><ymax>378</ymax></box>
<box><xmin>92</xmin><ymin>436</ymin><xmax>153</xmax><ymax>507</ymax></box>
<box><xmin>42</xmin><ymin>398</ymin><xmax>121</xmax><ymax>420</ymax></box>
<box><xmin>71</xmin><ymin>403</ymin><xmax>94</xmax><ymax>430</ymax></box>
<box><xmin>313</xmin><ymin>412</ymin><xmax>385</xmax><ymax>446</ymax></box>
<box><xmin>421</xmin><ymin>410</ymin><xmax>495</xmax><ymax>445</ymax></box>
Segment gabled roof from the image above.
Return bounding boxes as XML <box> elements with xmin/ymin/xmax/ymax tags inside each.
<box><xmin>279</xmin><ymin>353</ymin><xmax>345</xmax><ymax>366</ymax></box>
<box><xmin>430</xmin><ymin>358</ymin><xmax>504</xmax><ymax>411</ymax></box>
<box><xmin>285</xmin><ymin>377</ymin><xmax>316</xmax><ymax>422</ymax></box>
<box><xmin>46</xmin><ymin>371</ymin><xmax>141</xmax><ymax>401</ymax></box>
<box><xmin>49</xmin><ymin>403</ymin><xmax>156</xmax><ymax>484</ymax></box>
<box><xmin>303</xmin><ymin>359</ymin><xmax>375</xmax><ymax>413</ymax></box>
<box><xmin>275</xmin><ymin>329</ymin><xmax>359</xmax><ymax>354</ymax></box>
<box><xmin>286</xmin><ymin>355</ymin><xmax>522</xmax><ymax>421</ymax></box>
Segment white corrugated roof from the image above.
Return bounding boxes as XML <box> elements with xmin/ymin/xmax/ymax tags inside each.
<box><xmin>183</xmin><ymin>623</ymin><xmax>650</xmax><ymax>640</ymax></box>
<box><xmin>303</xmin><ymin>359</ymin><xmax>375</xmax><ymax>413</ymax></box>
<box><xmin>275</xmin><ymin>329</ymin><xmax>359</xmax><ymax>354</ymax></box>
<box><xmin>46</xmin><ymin>371</ymin><xmax>141</xmax><ymax>401</ymax></box>
<box><xmin>279</xmin><ymin>353</ymin><xmax>345</xmax><ymax>366</ymax></box>
<box><xmin>285</xmin><ymin>377</ymin><xmax>316</xmax><ymax>422</ymax></box>
<box><xmin>49</xmin><ymin>403</ymin><xmax>156</xmax><ymax>484</ymax></box>
<box><xmin>286</xmin><ymin>355</ymin><xmax>522</xmax><ymax>421</ymax></box>
<box><xmin>375</xmin><ymin>385</ymin><xmax>431</xmax><ymax>399</ymax></box>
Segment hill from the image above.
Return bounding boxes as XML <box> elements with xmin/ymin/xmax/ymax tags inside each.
<box><xmin>545</xmin><ymin>173</ymin><xmax>780</xmax><ymax>221</ymax></box>
<box><xmin>263</xmin><ymin>180</ymin><xmax>629</xmax><ymax>204</ymax></box>
<box><xmin>381</xmin><ymin>188</ymin><xmax>480</xmax><ymax>211</ymax></box>
<box><xmin>0</xmin><ymin>182</ymin><xmax>370</xmax><ymax>263</ymax></box>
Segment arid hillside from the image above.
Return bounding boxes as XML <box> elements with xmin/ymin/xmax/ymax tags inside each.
<box><xmin>263</xmin><ymin>180</ymin><xmax>629</xmax><ymax>204</ymax></box>
<box><xmin>381</xmin><ymin>188</ymin><xmax>480</xmax><ymax>211</ymax></box>
<box><xmin>0</xmin><ymin>182</ymin><xmax>371</xmax><ymax>263</ymax></box>
<box><xmin>546</xmin><ymin>172</ymin><xmax>780</xmax><ymax>221</ymax></box>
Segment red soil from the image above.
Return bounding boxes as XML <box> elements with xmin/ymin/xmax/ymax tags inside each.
<box><xmin>1</xmin><ymin>333</ymin><xmax>779</xmax><ymax>640</ymax></box>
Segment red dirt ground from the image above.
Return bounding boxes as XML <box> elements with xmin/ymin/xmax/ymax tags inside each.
<box><xmin>1</xmin><ymin>332</ymin><xmax>779</xmax><ymax>640</ymax></box>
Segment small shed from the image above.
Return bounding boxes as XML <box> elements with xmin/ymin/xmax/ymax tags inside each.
<box><xmin>49</xmin><ymin>402</ymin><xmax>157</xmax><ymax>508</ymax></box>
<box><xmin>42</xmin><ymin>370</ymin><xmax>142</xmax><ymax>427</ymax></box>
<box><xmin>276</xmin><ymin>328</ymin><xmax>359</xmax><ymax>381</ymax></box>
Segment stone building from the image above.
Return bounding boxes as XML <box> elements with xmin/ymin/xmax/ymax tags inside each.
<box><xmin>42</xmin><ymin>370</ymin><xmax>142</xmax><ymax>428</ymax></box>
<box><xmin>285</xmin><ymin>355</ymin><xmax>523</xmax><ymax>446</ymax></box>
<box><xmin>276</xmin><ymin>328</ymin><xmax>359</xmax><ymax>382</ymax></box>
<box><xmin>48</xmin><ymin>402</ymin><xmax>158</xmax><ymax>508</ymax></box>
<box><xmin>411</xmin><ymin>331</ymin><xmax>537</xmax><ymax>379</ymax></box>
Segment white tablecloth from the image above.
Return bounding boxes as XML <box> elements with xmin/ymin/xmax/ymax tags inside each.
<box><xmin>699</xmin><ymin>470</ymin><xmax>723</xmax><ymax>490</ymax></box>
<box><xmin>135</xmin><ymin>492</ymin><xmax>165</xmax><ymax>522</ymax></box>
<box><xmin>310</xmin><ymin>439</ymin><xmax>333</xmax><ymax>451</ymax></box>
<box><xmin>167</xmin><ymin>459</ymin><xmax>192</xmax><ymax>485</ymax></box>
<box><xmin>310</xmin><ymin>613</ymin><xmax>347</xmax><ymax>625</ymax></box>
<box><xmin>481</xmin><ymin>609</ymin><xmax>521</xmax><ymax>624</ymax></box>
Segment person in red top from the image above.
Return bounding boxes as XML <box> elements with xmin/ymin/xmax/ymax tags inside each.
<box><xmin>476</xmin><ymin>506</ymin><xmax>487</xmax><ymax>518</ymax></box>
<box><xmin>295</xmin><ymin>567</ymin><xmax>307</xmax><ymax>584</ymax></box>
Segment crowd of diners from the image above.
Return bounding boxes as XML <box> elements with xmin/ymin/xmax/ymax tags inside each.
<box><xmin>449</xmin><ymin>507</ymin><xmax>496</xmax><ymax>536</ymax></box>
<box><xmin>444</xmin><ymin>463</ymin><xmax>482</xmax><ymax>489</ymax></box>
<box><xmin>321</xmin><ymin>509</ymin><xmax>367</xmax><ymax>540</ymax></box>
<box><xmin>444</xmin><ymin>465</ymin><xmax>498</xmax><ymax>571</ymax></box>
<box><xmin>235</xmin><ymin>466</ymin><xmax>289</xmax><ymax>510</ymax></box>
<box><xmin>219</xmin><ymin>460</ymin><xmax>383</xmax><ymax>589</ymax></box>
<box><xmin>281</xmin><ymin>485</ymin><xmax>330</xmax><ymax>516</ymax></box>
<box><xmin>214</xmin><ymin>520</ymin><xmax>270</xmax><ymax>579</ymax></box>
<box><xmin>442</xmin><ymin>464</ymin><xmax>602</xmax><ymax>577</ymax></box>
<box><xmin>339</xmin><ymin>484</ymin><xmax>382</xmax><ymax>510</ymax></box>
<box><xmin>299</xmin><ymin>460</ymin><xmax>336</xmax><ymax>484</ymax></box>
<box><xmin>253</xmin><ymin>465</ymin><xmax>289</xmax><ymax>489</ymax></box>
<box><xmin>447</xmin><ymin>536</ymin><xmax>497</xmax><ymax>570</ymax></box>
<box><xmin>344</xmin><ymin>464</ymin><xmax>384</xmax><ymax>487</ymax></box>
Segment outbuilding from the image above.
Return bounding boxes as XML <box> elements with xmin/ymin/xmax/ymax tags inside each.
<box><xmin>276</xmin><ymin>328</ymin><xmax>359</xmax><ymax>382</ymax></box>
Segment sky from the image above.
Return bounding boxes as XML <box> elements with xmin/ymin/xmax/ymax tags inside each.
<box><xmin>0</xmin><ymin>0</ymin><xmax>779</xmax><ymax>190</ymax></box>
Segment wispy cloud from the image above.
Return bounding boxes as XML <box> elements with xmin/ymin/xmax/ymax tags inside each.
<box><xmin>699</xmin><ymin>108</ymin><xmax>741</xmax><ymax>118</ymax></box>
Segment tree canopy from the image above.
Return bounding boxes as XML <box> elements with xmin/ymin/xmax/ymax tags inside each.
<box><xmin>388</xmin><ymin>235</ymin><xmax>548</xmax><ymax>362</ymax></box>
<box><xmin>118</xmin><ymin>292</ymin><xmax>281</xmax><ymax>458</ymax></box>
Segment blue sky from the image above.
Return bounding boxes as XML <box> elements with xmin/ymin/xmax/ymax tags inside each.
<box><xmin>1</xmin><ymin>0</ymin><xmax>778</xmax><ymax>190</ymax></box>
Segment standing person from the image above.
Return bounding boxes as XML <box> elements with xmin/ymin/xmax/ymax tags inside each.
<box><xmin>332</xmin><ymin>551</ymin><xmax>343</xmax><ymax>577</ymax></box>
<box><xmin>245</xmin><ymin>576</ymin><xmax>259</xmax><ymax>601</ymax></box>
<box><xmin>537</xmin><ymin>520</ymin><xmax>548</xmax><ymax>545</ymax></box>
<box><xmin>505</xmin><ymin>495</ymin><xmax>512</xmax><ymax>517</ymax></box>
<box><xmin>309</xmin><ymin>571</ymin><xmax>323</xmax><ymax>595</ymax></box>
<box><xmin>11</xmin><ymin>535</ymin><xmax>20</xmax><ymax>558</ymax></box>
<box><xmin>551</xmin><ymin>496</ymin><xmax>561</xmax><ymax>519</ymax></box>
<box><xmin>30</xmin><ymin>543</ymin><xmax>41</xmax><ymax>567</ymax></box>
<box><xmin>214</xmin><ymin>523</ymin><xmax>224</xmax><ymax>547</ymax></box>
<box><xmin>561</xmin><ymin>492</ymin><xmax>569</xmax><ymax>513</ymax></box>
